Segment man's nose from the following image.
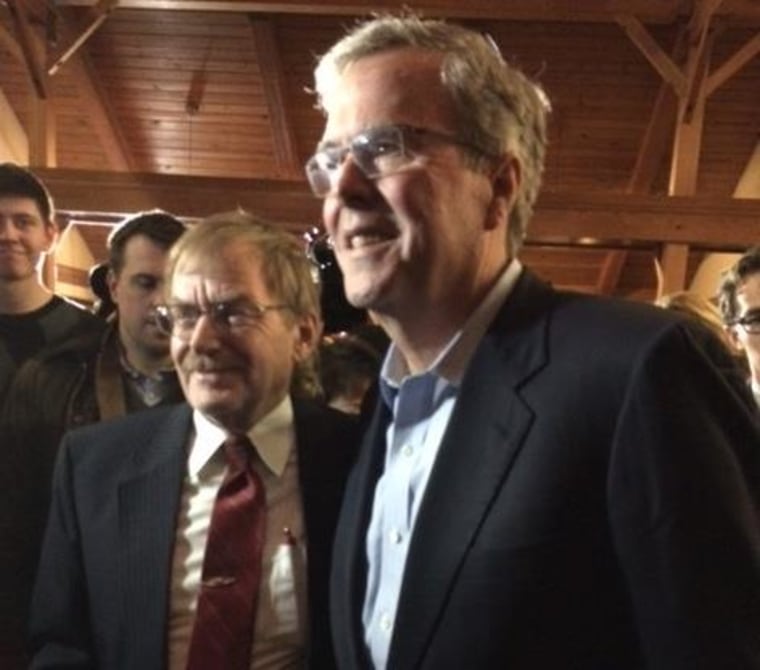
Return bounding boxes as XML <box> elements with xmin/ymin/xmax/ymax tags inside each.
<box><xmin>186</xmin><ymin>312</ymin><xmax>223</xmax><ymax>351</ymax></box>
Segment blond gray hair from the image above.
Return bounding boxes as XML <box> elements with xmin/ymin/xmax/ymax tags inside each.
<box><xmin>314</xmin><ymin>15</ymin><xmax>550</xmax><ymax>254</ymax></box>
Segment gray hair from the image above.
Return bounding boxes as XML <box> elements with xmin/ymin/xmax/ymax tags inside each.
<box><xmin>314</xmin><ymin>14</ymin><xmax>550</xmax><ymax>254</ymax></box>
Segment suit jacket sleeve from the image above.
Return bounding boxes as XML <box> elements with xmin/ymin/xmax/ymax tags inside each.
<box><xmin>609</xmin><ymin>322</ymin><xmax>760</xmax><ymax>668</ymax></box>
<box><xmin>28</xmin><ymin>434</ymin><xmax>94</xmax><ymax>670</ymax></box>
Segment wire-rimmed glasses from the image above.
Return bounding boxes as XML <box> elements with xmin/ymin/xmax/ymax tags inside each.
<box><xmin>730</xmin><ymin>311</ymin><xmax>760</xmax><ymax>334</ymax></box>
<box><xmin>154</xmin><ymin>301</ymin><xmax>290</xmax><ymax>341</ymax></box>
<box><xmin>304</xmin><ymin>123</ymin><xmax>497</xmax><ymax>198</ymax></box>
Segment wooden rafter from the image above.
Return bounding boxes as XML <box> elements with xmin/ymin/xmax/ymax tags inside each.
<box><xmin>47</xmin><ymin>0</ymin><xmax>118</xmax><ymax>77</ymax></box>
<box><xmin>615</xmin><ymin>15</ymin><xmax>686</xmax><ymax>95</ymax></box>
<box><xmin>680</xmin><ymin>0</ymin><xmax>722</xmax><ymax>124</ymax></box>
<box><xmin>68</xmin><ymin>51</ymin><xmax>135</xmax><ymax>171</ymax></box>
<box><xmin>595</xmin><ymin>26</ymin><xmax>686</xmax><ymax>296</ymax></box>
<box><xmin>706</xmin><ymin>30</ymin><xmax>760</xmax><ymax>96</ymax></box>
<box><xmin>29</xmin><ymin>168</ymin><xmax>760</xmax><ymax>249</ymax></box>
<box><xmin>661</xmin><ymin>2</ymin><xmax>719</xmax><ymax>294</ymax></box>
<box><xmin>248</xmin><ymin>15</ymin><xmax>301</xmax><ymax>178</ymax></box>
<box><xmin>6</xmin><ymin>0</ymin><xmax>48</xmax><ymax>99</ymax></box>
<box><xmin>0</xmin><ymin>21</ymin><xmax>24</xmax><ymax>65</ymax></box>
<box><xmin>50</xmin><ymin>0</ymin><xmax>760</xmax><ymax>25</ymax></box>
<box><xmin>734</xmin><ymin>139</ymin><xmax>760</xmax><ymax>198</ymax></box>
<box><xmin>41</xmin><ymin>7</ymin><xmax>135</xmax><ymax>171</ymax></box>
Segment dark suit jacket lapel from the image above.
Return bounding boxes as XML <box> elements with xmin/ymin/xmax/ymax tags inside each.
<box><xmin>388</xmin><ymin>271</ymin><xmax>554</xmax><ymax>669</ymax></box>
<box><xmin>331</xmin><ymin>398</ymin><xmax>390</xmax><ymax>668</ymax></box>
<box><xmin>116</xmin><ymin>404</ymin><xmax>191</xmax><ymax>665</ymax></box>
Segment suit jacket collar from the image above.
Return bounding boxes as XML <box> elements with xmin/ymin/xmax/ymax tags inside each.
<box><xmin>341</xmin><ymin>269</ymin><xmax>555</xmax><ymax>669</ymax></box>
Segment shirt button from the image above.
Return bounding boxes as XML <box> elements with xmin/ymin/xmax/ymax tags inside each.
<box><xmin>380</xmin><ymin>613</ymin><xmax>393</xmax><ymax>632</ymax></box>
<box><xmin>388</xmin><ymin>529</ymin><xmax>403</xmax><ymax>545</ymax></box>
<box><xmin>401</xmin><ymin>444</ymin><xmax>413</xmax><ymax>457</ymax></box>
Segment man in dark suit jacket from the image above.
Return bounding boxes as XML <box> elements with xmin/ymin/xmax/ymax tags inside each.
<box><xmin>30</xmin><ymin>212</ymin><xmax>358</xmax><ymax>669</ymax></box>
<box><xmin>306</xmin><ymin>15</ymin><xmax>760</xmax><ymax>669</ymax></box>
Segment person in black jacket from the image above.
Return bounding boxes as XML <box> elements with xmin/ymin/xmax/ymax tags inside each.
<box><xmin>307</xmin><ymin>14</ymin><xmax>760</xmax><ymax>669</ymax></box>
<box><xmin>0</xmin><ymin>210</ymin><xmax>185</xmax><ymax>669</ymax></box>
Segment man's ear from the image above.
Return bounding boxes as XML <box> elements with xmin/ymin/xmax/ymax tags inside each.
<box><xmin>293</xmin><ymin>312</ymin><xmax>322</xmax><ymax>363</ymax></box>
<box><xmin>42</xmin><ymin>221</ymin><xmax>58</xmax><ymax>254</ymax></box>
<box><xmin>725</xmin><ymin>324</ymin><xmax>744</xmax><ymax>352</ymax></box>
<box><xmin>485</xmin><ymin>154</ymin><xmax>521</xmax><ymax>231</ymax></box>
<box><xmin>106</xmin><ymin>268</ymin><xmax>119</xmax><ymax>304</ymax></box>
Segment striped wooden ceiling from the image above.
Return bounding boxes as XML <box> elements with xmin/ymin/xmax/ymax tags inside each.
<box><xmin>1</xmin><ymin>0</ymin><xmax>759</xmax><ymax>301</ymax></box>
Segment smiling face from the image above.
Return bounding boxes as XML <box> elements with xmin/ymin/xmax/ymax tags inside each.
<box><xmin>319</xmin><ymin>48</ymin><xmax>512</xmax><ymax>325</ymax></box>
<box><xmin>169</xmin><ymin>242</ymin><xmax>316</xmax><ymax>432</ymax></box>
<box><xmin>0</xmin><ymin>196</ymin><xmax>56</xmax><ymax>283</ymax></box>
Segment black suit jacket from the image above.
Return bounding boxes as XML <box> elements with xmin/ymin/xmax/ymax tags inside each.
<box><xmin>30</xmin><ymin>397</ymin><xmax>358</xmax><ymax>669</ymax></box>
<box><xmin>330</xmin><ymin>270</ymin><xmax>760</xmax><ymax>669</ymax></box>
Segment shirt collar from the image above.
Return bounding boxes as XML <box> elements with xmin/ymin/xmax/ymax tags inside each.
<box><xmin>379</xmin><ymin>259</ymin><xmax>523</xmax><ymax>407</ymax></box>
<box><xmin>188</xmin><ymin>395</ymin><xmax>295</xmax><ymax>479</ymax></box>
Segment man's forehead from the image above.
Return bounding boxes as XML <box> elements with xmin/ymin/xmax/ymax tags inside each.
<box><xmin>0</xmin><ymin>195</ymin><xmax>47</xmax><ymax>220</ymax></box>
<box><xmin>737</xmin><ymin>273</ymin><xmax>760</xmax><ymax>310</ymax></box>
<box><xmin>322</xmin><ymin>49</ymin><xmax>452</xmax><ymax>137</ymax></box>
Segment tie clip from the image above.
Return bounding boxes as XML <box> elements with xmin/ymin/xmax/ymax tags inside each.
<box><xmin>202</xmin><ymin>576</ymin><xmax>236</xmax><ymax>588</ymax></box>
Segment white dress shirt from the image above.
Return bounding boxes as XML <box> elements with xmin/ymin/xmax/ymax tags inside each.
<box><xmin>167</xmin><ymin>395</ymin><xmax>308</xmax><ymax>670</ymax></box>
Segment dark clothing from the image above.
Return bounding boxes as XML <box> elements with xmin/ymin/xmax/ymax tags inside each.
<box><xmin>29</xmin><ymin>399</ymin><xmax>358</xmax><ymax>669</ymax></box>
<box><xmin>331</xmin><ymin>269</ymin><xmax>760</xmax><ymax>669</ymax></box>
<box><xmin>0</xmin><ymin>296</ymin><xmax>100</xmax><ymax>404</ymax></box>
<box><xmin>0</xmin><ymin>296</ymin><xmax>100</xmax><ymax>668</ymax></box>
<box><xmin>0</xmin><ymin>320</ymin><xmax>182</xmax><ymax>669</ymax></box>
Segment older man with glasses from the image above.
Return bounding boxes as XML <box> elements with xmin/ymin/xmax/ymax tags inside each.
<box><xmin>719</xmin><ymin>245</ymin><xmax>760</xmax><ymax>408</ymax></box>
<box><xmin>29</xmin><ymin>211</ymin><xmax>359</xmax><ymax>670</ymax></box>
<box><xmin>307</xmin><ymin>14</ymin><xmax>760</xmax><ymax>670</ymax></box>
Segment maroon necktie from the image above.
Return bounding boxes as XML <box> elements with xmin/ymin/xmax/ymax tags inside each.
<box><xmin>185</xmin><ymin>435</ymin><xmax>267</xmax><ymax>670</ymax></box>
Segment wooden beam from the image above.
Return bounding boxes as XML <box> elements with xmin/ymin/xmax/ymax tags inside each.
<box><xmin>6</xmin><ymin>0</ymin><xmax>48</xmax><ymax>99</ymax></box>
<box><xmin>41</xmin><ymin>8</ymin><xmax>135</xmax><ymax>171</ymax></box>
<box><xmin>596</xmin><ymin>251</ymin><xmax>629</xmax><ymax>295</ymax></box>
<box><xmin>67</xmin><ymin>51</ymin><xmax>135</xmax><ymax>170</ymax></box>
<box><xmin>627</xmin><ymin>84</ymin><xmax>678</xmax><ymax>193</ymax></box>
<box><xmin>248</xmin><ymin>15</ymin><xmax>301</xmax><ymax>178</ymax></box>
<box><xmin>680</xmin><ymin>0</ymin><xmax>721</xmax><ymax>123</ymax></box>
<box><xmin>28</xmin><ymin>168</ymin><xmax>760</xmax><ymax>248</ymax></box>
<box><xmin>596</xmin><ymin>27</ymin><xmax>685</xmax><ymax>296</ymax></box>
<box><xmin>705</xmin><ymin>31</ymin><xmax>760</xmax><ymax>97</ymax></box>
<box><xmin>50</xmin><ymin>0</ymin><xmax>760</xmax><ymax>24</ymax></box>
<box><xmin>0</xmin><ymin>21</ymin><xmax>24</xmax><ymax>65</ymax></box>
<box><xmin>734</xmin><ymin>138</ymin><xmax>760</xmax><ymax>198</ymax></box>
<box><xmin>47</xmin><ymin>0</ymin><xmax>119</xmax><ymax>77</ymax></box>
<box><xmin>0</xmin><ymin>88</ymin><xmax>29</xmax><ymax>163</ymax></box>
<box><xmin>530</xmin><ymin>190</ymin><xmax>760</xmax><ymax>249</ymax></box>
<box><xmin>661</xmin><ymin>3</ymin><xmax>718</xmax><ymax>293</ymax></box>
<box><xmin>615</xmin><ymin>15</ymin><xmax>686</xmax><ymax>96</ymax></box>
<box><xmin>27</xmin><ymin>95</ymin><xmax>56</xmax><ymax>167</ymax></box>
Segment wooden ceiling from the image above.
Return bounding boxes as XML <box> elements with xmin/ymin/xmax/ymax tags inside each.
<box><xmin>1</xmin><ymin>0</ymin><xmax>759</xmax><ymax>301</ymax></box>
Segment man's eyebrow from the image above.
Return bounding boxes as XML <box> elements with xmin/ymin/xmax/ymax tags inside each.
<box><xmin>317</xmin><ymin>137</ymin><xmax>341</xmax><ymax>151</ymax></box>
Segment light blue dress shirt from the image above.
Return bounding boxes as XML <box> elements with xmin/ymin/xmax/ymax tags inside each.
<box><xmin>362</xmin><ymin>260</ymin><xmax>523</xmax><ymax>669</ymax></box>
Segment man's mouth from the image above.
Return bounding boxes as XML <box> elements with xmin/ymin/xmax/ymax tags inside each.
<box><xmin>349</xmin><ymin>232</ymin><xmax>395</xmax><ymax>249</ymax></box>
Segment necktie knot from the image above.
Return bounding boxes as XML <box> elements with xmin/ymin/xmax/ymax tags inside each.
<box><xmin>223</xmin><ymin>435</ymin><xmax>252</xmax><ymax>473</ymax></box>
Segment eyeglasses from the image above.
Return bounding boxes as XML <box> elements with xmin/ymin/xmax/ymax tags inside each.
<box><xmin>730</xmin><ymin>311</ymin><xmax>760</xmax><ymax>334</ymax></box>
<box><xmin>154</xmin><ymin>301</ymin><xmax>290</xmax><ymax>340</ymax></box>
<box><xmin>305</xmin><ymin>124</ymin><xmax>496</xmax><ymax>198</ymax></box>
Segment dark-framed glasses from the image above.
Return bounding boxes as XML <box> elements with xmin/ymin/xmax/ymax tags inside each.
<box><xmin>154</xmin><ymin>300</ymin><xmax>290</xmax><ymax>340</ymax></box>
<box><xmin>730</xmin><ymin>311</ymin><xmax>760</xmax><ymax>334</ymax></box>
<box><xmin>305</xmin><ymin>124</ymin><xmax>496</xmax><ymax>198</ymax></box>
